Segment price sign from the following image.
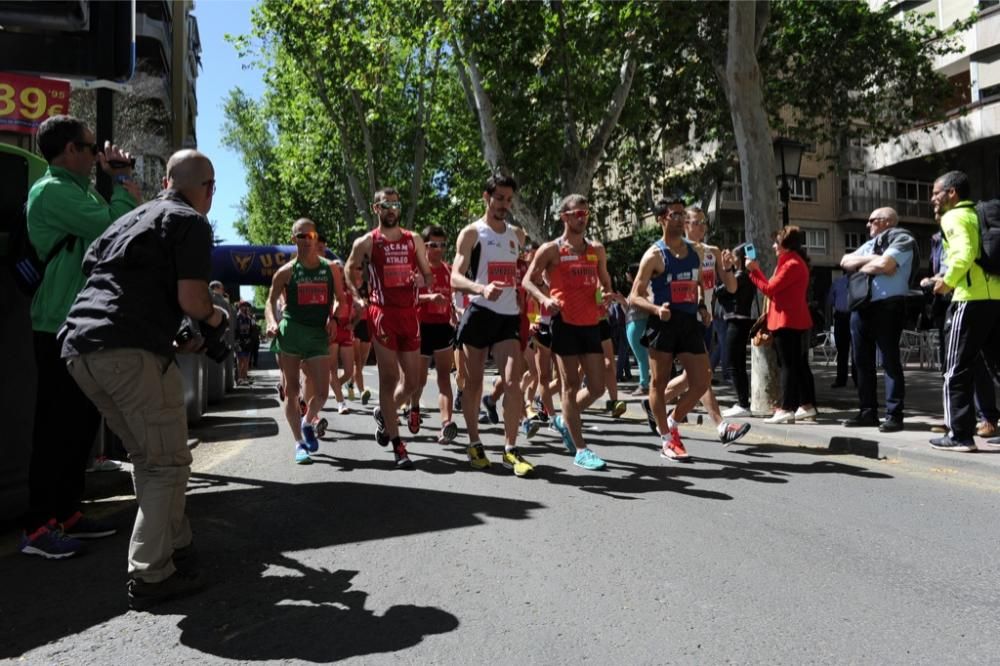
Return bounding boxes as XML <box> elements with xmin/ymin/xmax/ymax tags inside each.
<box><xmin>0</xmin><ymin>72</ymin><xmax>70</xmax><ymax>135</ymax></box>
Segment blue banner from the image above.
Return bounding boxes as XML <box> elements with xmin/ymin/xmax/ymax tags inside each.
<box><xmin>211</xmin><ymin>245</ymin><xmax>340</xmax><ymax>286</ymax></box>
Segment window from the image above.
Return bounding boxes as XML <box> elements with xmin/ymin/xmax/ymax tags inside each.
<box><xmin>844</xmin><ymin>232</ymin><xmax>864</xmax><ymax>253</ymax></box>
<box><xmin>803</xmin><ymin>228</ymin><xmax>828</xmax><ymax>255</ymax></box>
<box><xmin>787</xmin><ymin>176</ymin><xmax>817</xmax><ymax>202</ymax></box>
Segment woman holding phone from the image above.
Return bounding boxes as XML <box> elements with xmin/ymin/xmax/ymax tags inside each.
<box><xmin>745</xmin><ymin>227</ymin><xmax>817</xmax><ymax>424</ymax></box>
<box><xmin>718</xmin><ymin>244</ymin><xmax>757</xmax><ymax>417</ymax></box>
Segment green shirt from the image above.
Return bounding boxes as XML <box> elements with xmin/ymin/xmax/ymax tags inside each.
<box><xmin>283</xmin><ymin>258</ymin><xmax>333</xmax><ymax>328</ymax></box>
<box><xmin>941</xmin><ymin>200</ymin><xmax>1000</xmax><ymax>302</ymax></box>
<box><xmin>27</xmin><ymin>165</ymin><xmax>138</xmax><ymax>333</ymax></box>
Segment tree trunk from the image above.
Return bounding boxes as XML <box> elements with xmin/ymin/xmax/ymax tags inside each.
<box><xmin>717</xmin><ymin>0</ymin><xmax>780</xmax><ymax>414</ymax></box>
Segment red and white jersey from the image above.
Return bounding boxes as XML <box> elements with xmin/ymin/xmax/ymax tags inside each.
<box><xmin>368</xmin><ymin>228</ymin><xmax>418</xmax><ymax>309</ymax></box>
<box><xmin>419</xmin><ymin>261</ymin><xmax>453</xmax><ymax>325</ymax></box>
<box><xmin>467</xmin><ymin>218</ymin><xmax>520</xmax><ymax>316</ymax></box>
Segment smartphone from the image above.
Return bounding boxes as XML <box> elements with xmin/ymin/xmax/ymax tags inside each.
<box><xmin>745</xmin><ymin>243</ymin><xmax>757</xmax><ymax>261</ymax></box>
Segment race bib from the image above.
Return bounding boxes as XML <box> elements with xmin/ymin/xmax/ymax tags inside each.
<box><xmin>384</xmin><ymin>264</ymin><xmax>412</xmax><ymax>288</ymax></box>
<box><xmin>566</xmin><ymin>263</ymin><xmax>598</xmax><ymax>289</ymax></box>
<box><xmin>487</xmin><ymin>261</ymin><xmax>517</xmax><ymax>286</ymax></box>
<box><xmin>702</xmin><ymin>267</ymin><xmax>716</xmax><ymax>291</ymax></box>
<box><xmin>297</xmin><ymin>282</ymin><xmax>328</xmax><ymax>305</ymax></box>
<box><xmin>669</xmin><ymin>280</ymin><xmax>698</xmax><ymax>304</ymax></box>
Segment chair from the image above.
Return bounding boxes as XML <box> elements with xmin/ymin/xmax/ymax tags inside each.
<box><xmin>899</xmin><ymin>330</ymin><xmax>922</xmax><ymax>366</ymax></box>
<box><xmin>811</xmin><ymin>326</ymin><xmax>837</xmax><ymax>366</ymax></box>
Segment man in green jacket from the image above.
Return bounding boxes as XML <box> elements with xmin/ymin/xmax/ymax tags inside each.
<box><xmin>927</xmin><ymin>170</ymin><xmax>1000</xmax><ymax>452</ymax></box>
<box><xmin>20</xmin><ymin>115</ymin><xmax>141</xmax><ymax>559</ymax></box>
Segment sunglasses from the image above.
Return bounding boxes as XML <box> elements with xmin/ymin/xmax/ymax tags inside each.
<box><xmin>377</xmin><ymin>201</ymin><xmax>402</xmax><ymax>210</ymax></box>
<box><xmin>294</xmin><ymin>231</ymin><xmax>318</xmax><ymax>241</ymax></box>
<box><xmin>74</xmin><ymin>141</ymin><xmax>100</xmax><ymax>155</ymax></box>
<box><xmin>202</xmin><ymin>179</ymin><xmax>217</xmax><ymax>195</ymax></box>
<box><xmin>426</xmin><ymin>241</ymin><xmax>446</xmax><ymax>249</ymax></box>
<box><xmin>562</xmin><ymin>209</ymin><xmax>589</xmax><ymax>219</ymax></box>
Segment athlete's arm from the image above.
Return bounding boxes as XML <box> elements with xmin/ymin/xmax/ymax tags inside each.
<box><xmin>595</xmin><ymin>242</ymin><xmax>614</xmax><ymax>304</ymax></box>
<box><xmin>522</xmin><ymin>241</ymin><xmax>560</xmax><ymax>314</ymax></box>
<box><xmin>412</xmin><ymin>235</ymin><xmax>434</xmax><ymax>289</ymax></box>
<box><xmin>450</xmin><ymin>224</ymin><xmax>482</xmax><ymax>295</ymax></box>
<box><xmin>345</xmin><ymin>233</ymin><xmax>373</xmax><ymax>303</ymax></box>
<box><xmin>265</xmin><ymin>263</ymin><xmax>293</xmax><ymax>337</ymax></box>
<box><xmin>630</xmin><ymin>247</ymin><xmax>669</xmax><ymax>320</ymax></box>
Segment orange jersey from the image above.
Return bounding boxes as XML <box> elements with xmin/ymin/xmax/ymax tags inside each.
<box><xmin>548</xmin><ymin>239</ymin><xmax>600</xmax><ymax>326</ymax></box>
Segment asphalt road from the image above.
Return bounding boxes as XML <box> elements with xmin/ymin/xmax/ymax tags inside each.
<box><xmin>4</xmin><ymin>362</ymin><xmax>1000</xmax><ymax>665</ymax></box>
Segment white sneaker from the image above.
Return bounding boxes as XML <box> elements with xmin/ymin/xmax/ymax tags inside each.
<box><xmin>764</xmin><ymin>410</ymin><xmax>795</xmax><ymax>424</ymax></box>
<box><xmin>794</xmin><ymin>406</ymin><xmax>818</xmax><ymax>420</ymax></box>
<box><xmin>722</xmin><ymin>405</ymin><xmax>751</xmax><ymax>418</ymax></box>
<box><xmin>338</xmin><ymin>402</ymin><xmax>349</xmax><ymax>414</ymax></box>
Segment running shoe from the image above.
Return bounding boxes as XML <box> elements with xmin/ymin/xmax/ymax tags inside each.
<box><xmin>392</xmin><ymin>438</ymin><xmax>413</xmax><ymax>468</ymax></box>
<box><xmin>609</xmin><ymin>400</ymin><xmax>627</xmax><ymax>418</ymax></box>
<box><xmin>532</xmin><ymin>395</ymin><xmax>545</xmax><ymax>416</ymax></box>
<box><xmin>315</xmin><ymin>418</ymin><xmax>328</xmax><ymax>438</ymax></box>
<box><xmin>338</xmin><ymin>402</ymin><xmax>349</xmax><ymax>415</ymax></box>
<box><xmin>660</xmin><ymin>429</ymin><xmax>690</xmax><ymax>461</ymax></box>
<box><xmin>454</xmin><ymin>390</ymin><xmax>463</xmax><ymax>412</ymax></box>
<box><xmin>552</xmin><ymin>415</ymin><xmax>575</xmax><ymax>455</ymax></box>
<box><xmin>346</xmin><ymin>383</ymin><xmax>356</xmax><ymax>401</ymax></box>
<box><xmin>439</xmin><ymin>420</ymin><xmax>459</xmax><ymax>444</ymax></box>
<box><xmin>301</xmin><ymin>419</ymin><xmax>320</xmax><ymax>452</ymax></box>
<box><xmin>574</xmin><ymin>448</ymin><xmax>607</xmax><ymax>471</ymax></box>
<box><xmin>373</xmin><ymin>407</ymin><xmax>389</xmax><ymax>447</ymax></box>
<box><xmin>295</xmin><ymin>444</ymin><xmax>313</xmax><ymax>465</ymax></box>
<box><xmin>19</xmin><ymin>520</ymin><xmax>83</xmax><ymax>559</ymax></box>
<box><xmin>466</xmin><ymin>442</ymin><xmax>491</xmax><ymax>470</ymax></box>
<box><xmin>407</xmin><ymin>408</ymin><xmax>421</xmax><ymax>435</ymax></box>
<box><xmin>641</xmin><ymin>399</ymin><xmax>657</xmax><ymax>435</ymax></box>
<box><xmin>719</xmin><ymin>422</ymin><xmax>751</xmax><ymax>446</ymax></box>
<box><xmin>501</xmin><ymin>447</ymin><xmax>534</xmax><ymax>477</ymax></box>
<box><xmin>520</xmin><ymin>417</ymin><xmax>540</xmax><ymax>439</ymax></box>
<box><xmin>361</xmin><ymin>388</ymin><xmax>371</xmax><ymax>406</ymax></box>
<box><xmin>61</xmin><ymin>511</ymin><xmax>116</xmax><ymax>539</ymax></box>
<box><xmin>533</xmin><ymin>406</ymin><xmax>549</xmax><ymax>424</ymax></box>
<box><xmin>482</xmin><ymin>396</ymin><xmax>500</xmax><ymax>424</ymax></box>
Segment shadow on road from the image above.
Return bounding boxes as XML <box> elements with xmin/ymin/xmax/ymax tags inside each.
<box><xmin>1</xmin><ymin>475</ymin><xmax>542</xmax><ymax>662</ymax></box>
<box><xmin>191</xmin><ymin>415</ymin><xmax>279</xmax><ymax>442</ymax></box>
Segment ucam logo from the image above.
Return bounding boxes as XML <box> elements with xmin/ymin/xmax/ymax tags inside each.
<box><xmin>231</xmin><ymin>252</ymin><xmax>254</xmax><ymax>274</ymax></box>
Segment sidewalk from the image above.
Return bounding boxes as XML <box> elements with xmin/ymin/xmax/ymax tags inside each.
<box><xmin>620</xmin><ymin>361</ymin><xmax>1000</xmax><ymax>477</ymax></box>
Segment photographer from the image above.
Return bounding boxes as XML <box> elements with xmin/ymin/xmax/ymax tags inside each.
<box><xmin>58</xmin><ymin>150</ymin><xmax>226</xmax><ymax>610</ymax></box>
<box><xmin>21</xmin><ymin>115</ymin><xmax>140</xmax><ymax>560</ymax></box>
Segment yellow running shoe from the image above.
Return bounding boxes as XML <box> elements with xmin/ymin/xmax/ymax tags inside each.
<box><xmin>501</xmin><ymin>447</ymin><xmax>534</xmax><ymax>477</ymax></box>
<box><xmin>466</xmin><ymin>442</ymin><xmax>491</xmax><ymax>470</ymax></box>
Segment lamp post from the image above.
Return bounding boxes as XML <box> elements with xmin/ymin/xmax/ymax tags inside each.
<box><xmin>773</xmin><ymin>138</ymin><xmax>805</xmax><ymax>228</ymax></box>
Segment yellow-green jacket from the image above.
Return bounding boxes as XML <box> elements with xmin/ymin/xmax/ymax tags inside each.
<box><xmin>941</xmin><ymin>200</ymin><xmax>1000</xmax><ymax>302</ymax></box>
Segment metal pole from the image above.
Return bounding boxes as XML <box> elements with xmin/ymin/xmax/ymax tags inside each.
<box><xmin>95</xmin><ymin>88</ymin><xmax>113</xmax><ymax>201</ymax></box>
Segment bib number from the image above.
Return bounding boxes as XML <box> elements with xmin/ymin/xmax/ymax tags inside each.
<box><xmin>670</xmin><ymin>280</ymin><xmax>698</xmax><ymax>304</ymax></box>
<box><xmin>701</xmin><ymin>268</ymin><xmax>716</xmax><ymax>292</ymax></box>
<box><xmin>297</xmin><ymin>282</ymin><xmax>328</xmax><ymax>305</ymax></box>
<box><xmin>487</xmin><ymin>261</ymin><xmax>517</xmax><ymax>286</ymax></box>
<box><xmin>566</xmin><ymin>263</ymin><xmax>598</xmax><ymax>289</ymax></box>
<box><xmin>384</xmin><ymin>264</ymin><xmax>412</xmax><ymax>288</ymax></box>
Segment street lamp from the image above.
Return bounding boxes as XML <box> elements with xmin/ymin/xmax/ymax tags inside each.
<box><xmin>773</xmin><ymin>137</ymin><xmax>805</xmax><ymax>228</ymax></box>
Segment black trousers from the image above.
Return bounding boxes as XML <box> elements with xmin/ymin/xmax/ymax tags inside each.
<box><xmin>851</xmin><ymin>298</ymin><xmax>905</xmax><ymax>420</ymax></box>
<box><xmin>724</xmin><ymin>318</ymin><xmax>753</xmax><ymax>408</ymax></box>
<box><xmin>773</xmin><ymin>328</ymin><xmax>816</xmax><ymax>412</ymax></box>
<box><xmin>24</xmin><ymin>331</ymin><xmax>102</xmax><ymax>531</ymax></box>
<box><xmin>832</xmin><ymin>311</ymin><xmax>856</xmax><ymax>384</ymax></box>
<box><xmin>943</xmin><ymin>300</ymin><xmax>1000</xmax><ymax>440</ymax></box>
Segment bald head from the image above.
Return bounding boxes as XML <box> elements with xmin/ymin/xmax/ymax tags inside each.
<box><xmin>867</xmin><ymin>207</ymin><xmax>898</xmax><ymax>238</ymax></box>
<box><xmin>164</xmin><ymin>150</ymin><xmax>214</xmax><ymax>215</ymax></box>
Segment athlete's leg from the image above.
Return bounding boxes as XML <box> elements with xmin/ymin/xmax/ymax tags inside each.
<box><xmin>433</xmin><ymin>348</ymin><xmax>455</xmax><ymax>424</ymax></box>
<box><xmin>461</xmin><ymin>345</ymin><xmax>488</xmax><ymax>443</ymax></box>
<box><xmin>492</xmin><ymin>339</ymin><xmax>524</xmax><ymax>447</ymax></box>
<box><xmin>279</xmin><ymin>353</ymin><xmax>306</xmax><ymax>441</ymax></box>
<box><xmin>672</xmin><ymin>352</ymin><xmax>711</xmax><ymax>423</ymax></box>
<box><xmin>664</xmin><ymin>371</ymin><xmax>724</xmax><ymax>426</ymax></box>
<box><xmin>648</xmin><ymin>349</ymin><xmax>676</xmax><ymax>435</ymax></box>
<box><xmin>327</xmin><ymin>343</ymin><xmax>344</xmax><ymax>403</ymax></box>
<box><xmin>353</xmin><ymin>341</ymin><xmax>370</xmax><ymax>393</ymax></box>
<box><xmin>301</xmin><ymin>355</ymin><xmax>331</xmax><ymax>423</ymax></box>
<box><xmin>372</xmin><ymin>340</ymin><xmax>402</xmax><ymax>439</ymax></box>
<box><xmin>535</xmin><ymin>345</ymin><xmax>556</xmax><ymax>415</ymax></box>
<box><xmin>337</xmin><ymin>345</ymin><xmax>354</xmax><ymax>390</ymax></box>
<box><xmin>412</xmin><ymin>356</ymin><xmax>431</xmax><ymax>412</ymax></box>
<box><xmin>602</xmin><ymin>338</ymin><xmax>619</xmax><ymax>402</ymax></box>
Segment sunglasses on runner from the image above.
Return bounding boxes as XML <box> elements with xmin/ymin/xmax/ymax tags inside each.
<box><xmin>377</xmin><ymin>201</ymin><xmax>402</xmax><ymax>210</ymax></box>
<box><xmin>426</xmin><ymin>241</ymin><xmax>446</xmax><ymax>249</ymax></box>
<box><xmin>294</xmin><ymin>231</ymin><xmax>318</xmax><ymax>240</ymax></box>
<box><xmin>562</xmin><ymin>209</ymin><xmax>589</xmax><ymax>219</ymax></box>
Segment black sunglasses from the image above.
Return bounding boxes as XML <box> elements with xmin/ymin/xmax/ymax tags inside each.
<box><xmin>201</xmin><ymin>179</ymin><xmax>217</xmax><ymax>195</ymax></box>
<box><xmin>73</xmin><ymin>141</ymin><xmax>99</xmax><ymax>155</ymax></box>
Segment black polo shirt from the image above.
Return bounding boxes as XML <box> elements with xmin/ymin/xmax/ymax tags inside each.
<box><xmin>59</xmin><ymin>189</ymin><xmax>213</xmax><ymax>359</ymax></box>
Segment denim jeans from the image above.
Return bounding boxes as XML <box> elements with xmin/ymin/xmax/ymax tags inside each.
<box><xmin>850</xmin><ymin>298</ymin><xmax>905</xmax><ymax>419</ymax></box>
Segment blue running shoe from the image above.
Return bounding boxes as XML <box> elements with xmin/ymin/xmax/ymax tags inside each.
<box><xmin>301</xmin><ymin>419</ymin><xmax>319</xmax><ymax>452</ymax></box>
<box><xmin>520</xmin><ymin>417</ymin><xmax>540</xmax><ymax>439</ymax></box>
<box><xmin>574</xmin><ymin>448</ymin><xmax>606</xmax><ymax>471</ymax></box>
<box><xmin>552</xmin><ymin>415</ymin><xmax>575</xmax><ymax>455</ymax></box>
<box><xmin>295</xmin><ymin>444</ymin><xmax>313</xmax><ymax>465</ymax></box>
<box><xmin>19</xmin><ymin>520</ymin><xmax>83</xmax><ymax>559</ymax></box>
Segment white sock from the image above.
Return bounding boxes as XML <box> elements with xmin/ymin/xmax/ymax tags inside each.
<box><xmin>505</xmin><ymin>444</ymin><xmax>516</xmax><ymax>452</ymax></box>
<box><xmin>667</xmin><ymin>415</ymin><xmax>678</xmax><ymax>431</ymax></box>
<box><xmin>717</xmin><ymin>420</ymin><xmax>729</xmax><ymax>435</ymax></box>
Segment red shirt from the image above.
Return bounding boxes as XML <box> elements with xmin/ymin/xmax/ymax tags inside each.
<box><xmin>368</xmin><ymin>228</ymin><xmax>417</xmax><ymax>309</ymax></box>
<box><xmin>548</xmin><ymin>240</ymin><xmax>601</xmax><ymax>326</ymax></box>
<box><xmin>419</xmin><ymin>261</ymin><xmax>453</xmax><ymax>324</ymax></box>
<box><xmin>748</xmin><ymin>251</ymin><xmax>812</xmax><ymax>331</ymax></box>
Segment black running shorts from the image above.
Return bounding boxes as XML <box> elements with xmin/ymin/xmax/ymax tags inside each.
<box><xmin>420</xmin><ymin>322</ymin><xmax>455</xmax><ymax>357</ymax></box>
<box><xmin>641</xmin><ymin>311</ymin><xmax>706</xmax><ymax>356</ymax></box>
<box><xmin>550</xmin><ymin>315</ymin><xmax>603</xmax><ymax>357</ymax></box>
<box><xmin>456</xmin><ymin>303</ymin><xmax>521</xmax><ymax>349</ymax></box>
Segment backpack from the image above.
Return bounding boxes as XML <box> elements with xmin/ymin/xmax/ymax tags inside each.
<box><xmin>7</xmin><ymin>201</ymin><xmax>76</xmax><ymax>296</ymax></box>
<box><xmin>975</xmin><ymin>199</ymin><xmax>1000</xmax><ymax>275</ymax></box>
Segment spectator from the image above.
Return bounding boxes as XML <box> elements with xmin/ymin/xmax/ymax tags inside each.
<box><xmin>746</xmin><ymin>226</ymin><xmax>817</xmax><ymax>424</ymax></box>
<box><xmin>19</xmin><ymin>115</ymin><xmax>140</xmax><ymax>560</ymax></box>
<box><xmin>718</xmin><ymin>244</ymin><xmax>756</xmax><ymax>417</ymax></box>
<box><xmin>839</xmin><ymin>207</ymin><xmax>916</xmax><ymax>432</ymax></box>
<box><xmin>235</xmin><ymin>301</ymin><xmax>254</xmax><ymax>384</ymax></box>
<box><xmin>60</xmin><ymin>149</ymin><xmax>227</xmax><ymax>609</ymax></box>
<box><xmin>826</xmin><ymin>273</ymin><xmax>856</xmax><ymax>388</ymax></box>
<box><xmin>927</xmin><ymin>170</ymin><xmax>1000</xmax><ymax>452</ymax></box>
<box><xmin>249</xmin><ymin>313</ymin><xmax>261</xmax><ymax>369</ymax></box>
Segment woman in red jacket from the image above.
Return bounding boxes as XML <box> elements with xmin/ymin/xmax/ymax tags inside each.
<box><xmin>746</xmin><ymin>226</ymin><xmax>817</xmax><ymax>424</ymax></box>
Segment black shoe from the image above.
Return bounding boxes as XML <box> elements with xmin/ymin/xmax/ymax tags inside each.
<box><xmin>373</xmin><ymin>407</ymin><xmax>389</xmax><ymax>446</ymax></box>
<box><xmin>929</xmin><ymin>435</ymin><xmax>976</xmax><ymax>452</ymax></box>
<box><xmin>879</xmin><ymin>418</ymin><xmax>904</xmax><ymax>433</ymax></box>
<box><xmin>641</xmin><ymin>399</ymin><xmax>657</xmax><ymax>435</ymax></box>
<box><xmin>841</xmin><ymin>412</ymin><xmax>878</xmax><ymax>428</ymax></box>
<box><xmin>128</xmin><ymin>570</ymin><xmax>206</xmax><ymax>611</ymax></box>
<box><xmin>830</xmin><ymin>381</ymin><xmax>847</xmax><ymax>388</ymax></box>
<box><xmin>482</xmin><ymin>396</ymin><xmax>500</xmax><ymax>425</ymax></box>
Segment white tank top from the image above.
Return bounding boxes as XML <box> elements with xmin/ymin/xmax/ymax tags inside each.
<box><xmin>468</xmin><ymin>218</ymin><xmax>520</xmax><ymax>315</ymax></box>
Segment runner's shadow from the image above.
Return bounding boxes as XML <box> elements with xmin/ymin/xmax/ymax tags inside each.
<box><xmin>191</xmin><ymin>415</ymin><xmax>279</xmax><ymax>442</ymax></box>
